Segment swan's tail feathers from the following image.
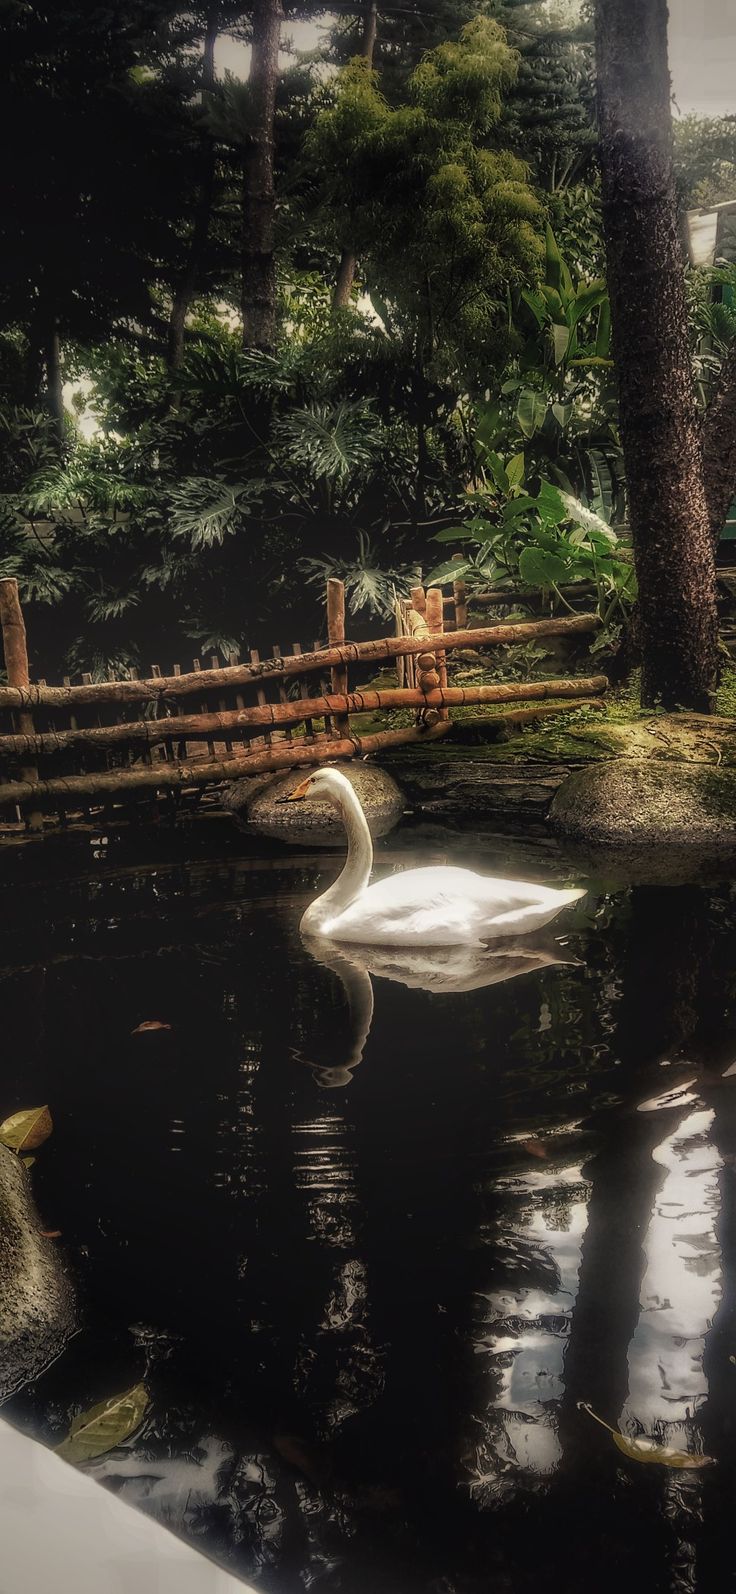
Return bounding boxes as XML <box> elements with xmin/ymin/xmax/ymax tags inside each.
<box><xmin>485</xmin><ymin>887</ymin><xmax>587</xmax><ymax>938</ymax></box>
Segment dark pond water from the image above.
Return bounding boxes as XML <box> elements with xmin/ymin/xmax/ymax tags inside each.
<box><xmin>2</xmin><ymin>822</ymin><xmax>736</xmax><ymax>1593</ymax></box>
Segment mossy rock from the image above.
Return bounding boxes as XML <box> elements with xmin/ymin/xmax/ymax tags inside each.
<box><xmin>550</xmin><ymin>757</ymin><xmax>736</xmax><ymax>852</ymax></box>
<box><xmin>225</xmin><ymin>762</ymin><xmax>406</xmax><ymax>848</ymax></box>
<box><xmin>0</xmin><ymin>1144</ymin><xmax>76</xmax><ymax>1403</ymax></box>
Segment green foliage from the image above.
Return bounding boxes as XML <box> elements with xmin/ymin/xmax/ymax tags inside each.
<box><xmin>674</xmin><ymin>114</ymin><xmax>736</xmax><ymax>208</ymax></box>
<box><xmin>301</xmin><ymin>530</ymin><xmax>415</xmax><ymax>620</ymax></box>
<box><xmin>309</xmin><ymin>20</ymin><xmax>544</xmax><ymax>380</ymax></box>
<box><xmin>469</xmin><ymin>227</ymin><xmax>624</xmax><ymax>530</ymax></box>
<box><xmin>426</xmin><ymin>438</ymin><xmax>635</xmax><ymax>656</ymax></box>
<box><xmin>0</xmin><ymin>3</ymin><xmax>635</xmax><ymax>684</ymax></box>
<box><xmin>687</xmin><ymin>264</ymin><xmax>736</xmax><ymax>407</ymax></box>
<box><xmin>274</xmin><ymin>399</ymin><xmax>385</xmax><ymax>488</ymax></box>
<box><xmin>500</xmin><ymin>0</ymin><xmax>597</xmax><ymax>194</ymax></box>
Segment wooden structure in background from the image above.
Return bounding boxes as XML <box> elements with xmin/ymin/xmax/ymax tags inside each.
<box><xmin>0</xmin><ymin>577</ymin><xmax>605</xmax><ymax>830</ymax></box>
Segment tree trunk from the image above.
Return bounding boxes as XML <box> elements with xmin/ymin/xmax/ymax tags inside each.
<box><xmin>44</xmin><ymin>319</ymin><xmax>64</xmax><ymax>449</ymax></box>
<box><xmin>331</xmin><ymin>0</ymin><xmax>378</xmax><ymax>314</ymax></box>
<box><xmin>594</xmin><ymin>0</ymin><xmax>719</xmax><ymax>712</ymax></box>
<box><xmin>167</xmin><ymin>12</ymin><xmax>219</xmax><ymax>372</ymax></box>
<box><xmin>332</xmin><ymin>248</ymin><xmax>358</xmax><ymax>313</ymax></box>
<box><xmin>241</xmin><ymin>0</ymin><xmax>283</xmax><ymax>351</ymax></box>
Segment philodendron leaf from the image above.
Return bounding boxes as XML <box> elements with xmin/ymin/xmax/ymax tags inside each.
<box><xmin>518</xmin><ymin>546</ymin><xmax>568</xmax><ymax>588</ymax></box>
<box><xmin>56</xmin><ymin>1383</ymin><xmax>149</xmax><ymax>1465</ymax></box>
<box><xmin>0</xmin><ymin>1106</ymin><xmax>53</xmax><ymax>1153</ymax></box>
<box><xmin>578</xmin><ymin>1403</ymin><xmax>714</xmax><ymax>1469</ymax></box>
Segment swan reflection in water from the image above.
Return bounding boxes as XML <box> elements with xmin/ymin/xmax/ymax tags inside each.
<box><xmin>296</xmin><ymin>933</ymin><xmax>581</xmax><ymax>1088</ymax></box>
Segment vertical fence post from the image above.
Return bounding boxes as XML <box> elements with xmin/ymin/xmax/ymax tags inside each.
<box><xmin>452</xmin><ymin>553</ymin><xmax>468</xmax><ymax>631</ymax></box>
<box><xmin>425</xmin><ymin>585</ymin><xmax>449</xmax><ymax>721</ymax></box>
<box><xmin>0</xmin><ymin>579</ymin><xmax>43</xmax><ymax>831</ymax></box>
<box><xmin>327</xmin><ymin>577</ymin><xmax>349</xmax><ymax>740</ymax></box>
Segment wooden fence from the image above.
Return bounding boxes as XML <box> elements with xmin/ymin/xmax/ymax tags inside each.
<box><xmin>0</xmin><ymin>576</ymin><xmax>606</xmax><ymax>831</ymax></box>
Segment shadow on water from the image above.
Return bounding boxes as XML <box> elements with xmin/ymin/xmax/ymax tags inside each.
<box><xmin>3</xmin><ymin>831</ymin><xmax>736</xmax><ymax>1590</ymax></box>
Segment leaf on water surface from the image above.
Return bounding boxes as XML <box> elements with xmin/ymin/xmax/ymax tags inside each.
<box><xmin>0</xmin><ymin>1105</ymin><xmax>53</xmax><ymax>1153</ymax></box>
<box><xmin>131</xmin><ymin>1021</ymin><xmax>172</xmax><ymax>1034</ymax></box>
<box><xmin>611</xmin><ymin>1432</ymin><xmax>713</xmax><ymax>1469</ymax></box>
<box><xmin>636</xmin><ymin>1079</ymin><xmax>698</xmax><ymax>1113</ymax></box>
<box><xmin>521</xmin><ymin>1139</ymin><xmax>548</xmax><ymax>1160</ymax></box>
<box><xmin>40</xmin><ymin>1229</ymin><xmax>62</xmax><ymax>1239</ymax></box>
<box><xmin>21</xmin><ymin>1156</ymin><xmax>35</xmax><ymax>1169</ymax></box>
<box><xmin>55</xmin><ymin>1383</ymin><xmax>149</xmax><ymax>1464</ymax></box>
<box><xmin>578</xmin><ymin>1403</ymin><xmax>714</xmax><ymax>1469</ymax></box>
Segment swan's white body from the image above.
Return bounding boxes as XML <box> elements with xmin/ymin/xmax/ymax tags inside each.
<box><xmin>289</xmin><ymin>768</ymin><xmax>585</xmax><ymax>947</ymax></box>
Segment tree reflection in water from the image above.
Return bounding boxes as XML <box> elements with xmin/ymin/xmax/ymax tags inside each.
<box><xmin>3</xmin><ymin>852</ymin><xmax>736</xmax><ymax>1590</ymax></box>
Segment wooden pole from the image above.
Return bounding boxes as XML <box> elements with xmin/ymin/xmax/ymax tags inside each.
<box><xmin>0</xmin><ymin>675</ymin><xmax>608</xmax><ymax>760</ymax></box>
<box><xmin>425</xmin><ymin>586</ymin><xmax>448</xmax><ymax>720</ymax></box>
<box><xmin>0</xmin><ymin>579</ymin><xmax>43</xmax><ymax>831</ymax></box>
<box><xmin>410</xmin><ymin>584</ymin><xmax>427</xmax><ymax>618</ymax></box>
<box><xmin>0</xmin><ymin>722</ymin><xmax>456</xmax><ymax>811</ymax></box>
<box><xmin>452</xmin><ymin>553</ymin><xmax>468</xmax><ymax>630</ymax></box>
<box><xmin>0</xmin><ymin>615</ymin><xmax>601</xmax><ymax>713</ymax></box>
<box><xmin>443</xmin><ymin>582</ymin><xmax>600</xmax><ymax>610</ymax></box>
<box><xmin>327</xmin><ymin>577</ymin><xmax>349</xmax><ymax>739</ymax></box>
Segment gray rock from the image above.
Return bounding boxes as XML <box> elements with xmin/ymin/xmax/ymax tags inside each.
<box><xmin>0</xmin><ymin>1144</ymin><xmax>76</xmax><ymax>1404</ymax></box>
<box><xmin>549</xmin><ymin>758</ymin><xmax>736</xmax><ymax>853</ymax></box>
<box><xmin>225</xmin><ymin>761</ymin><xmax>406</xmax><ymax>848</ymax></box>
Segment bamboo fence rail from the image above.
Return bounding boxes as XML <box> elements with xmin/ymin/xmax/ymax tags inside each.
<box><xmin>0</xmin><ymin>576</ymin><xmax>605</xmax><ymax>828</ymax></box>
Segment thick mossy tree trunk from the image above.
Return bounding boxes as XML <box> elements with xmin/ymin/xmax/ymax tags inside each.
<box><xmin>167</xmin><ymin>11</ymin><xmax>219</xmax><ymax>372</ymax></box>
<box><xmin>241</xmin><ymin>0</ymin><xmax>283</xmax><ymax>351</ymax></box>
<box><xmin>594</xmin><ymin>0</ymin><xmax>719</xmax><ymax>712</ymax></box>
<box><xmin>332</xmin><ymin>0</ymin><xmax>378</xmax><ymax>314</ymax></box>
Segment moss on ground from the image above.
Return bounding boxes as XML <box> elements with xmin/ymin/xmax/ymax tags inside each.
<box><xmin>342</xmin><ymin>665</ymin><xmax>736</xmax><ymax>767</ymax></box>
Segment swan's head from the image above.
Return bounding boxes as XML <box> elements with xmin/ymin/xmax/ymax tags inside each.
<box><xmin>285</xmin><ymin>767</ymin><xmax>355</xmax><ymax>807</ymax></box>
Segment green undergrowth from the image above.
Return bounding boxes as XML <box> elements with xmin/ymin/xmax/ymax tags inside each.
<box><xmin>370</xmin><ymin>665</ymin><xmax>736</xmax><ymax>766</ymax></box>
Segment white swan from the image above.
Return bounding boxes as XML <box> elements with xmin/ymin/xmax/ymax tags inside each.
<box><xmin>286</xmin><ymin>768</ymin><xmax>585</xmax><ymax>946</ymax></box>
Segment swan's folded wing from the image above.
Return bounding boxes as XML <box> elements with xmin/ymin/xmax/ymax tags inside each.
<box><xmin>325</xmin><ymin>873</ymin><xmax>505</xmax><ymax>946</ymax></box>
<box><xmin>322</xmin><ymin>868</ymin><xmax>585</xmax><ymax>946</ymax></box>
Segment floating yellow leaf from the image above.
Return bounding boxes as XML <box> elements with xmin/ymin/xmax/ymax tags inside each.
<box><xmin>0</xmin><ymin>1106</ymin><xmax>53</xmax><ymax>1154</ymax></box>
<box><xmin>578</xmin><ymin>1403</ymin><xmax>713</xmax><ymax>1469</ymax></box>
<box><xmin>56</xmin><ymin>1383</ymin><xmax>149</xmax><ymax>1464</ymax></box>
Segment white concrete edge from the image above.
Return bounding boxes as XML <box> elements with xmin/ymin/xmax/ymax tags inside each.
<box><xmin>0</xmin><ymin>1416</ymin><xmax>258</xmax><ymax>1594</ymax></box>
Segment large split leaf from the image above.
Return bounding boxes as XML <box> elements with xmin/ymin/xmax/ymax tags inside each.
<box><xmin>518</xmin><ymin>546</ymin><xmax>568</xmax><ymax>588</ymax></box>
<box><xmin>0</xmin><ymin>1106</ymin><xmax>53</xmax><ymax>1154</ymax></box>
<box><xmin>56</xmin><ymin>1383</ymin><xmax>149</xmax><ymax>1464</ymax></box>
<box><xmin>578</xmin><ymin>1403</ymin><xmax>713</xmax><ymax>1469</ymax></box>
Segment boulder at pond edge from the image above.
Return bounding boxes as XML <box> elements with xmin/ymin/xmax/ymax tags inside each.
<box><xmin>223</xmin><ymin>761</ymin><xmax>406</xmax><ymax>847</ymax></box>
<box><xmin>549</xmin><ymin>757</ymin><xmax>736</xmax><ymax>852</ymax></box>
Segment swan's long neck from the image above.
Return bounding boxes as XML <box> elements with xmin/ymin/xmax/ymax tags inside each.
<box><xmin>301</xmin><ymin>782</ymin><xmax>374</xmax><ymax>932</ymax></box>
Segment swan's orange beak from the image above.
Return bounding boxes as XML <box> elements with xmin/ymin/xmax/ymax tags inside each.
<box><xmin>285</xmin><ymin>776</ymin><xmax>312</xmax><ymax>802</ymax></box>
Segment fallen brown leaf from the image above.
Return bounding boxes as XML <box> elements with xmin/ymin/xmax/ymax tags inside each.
<box><xmin>521</xmin><ymin>1138</ymin><xmax>548</xmax><ymax>1160</ymax></box>
<box><xmin>131</xmin><ymin>1021</ymin><xmax>172</xmax><ymax>1035</ymax></box>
